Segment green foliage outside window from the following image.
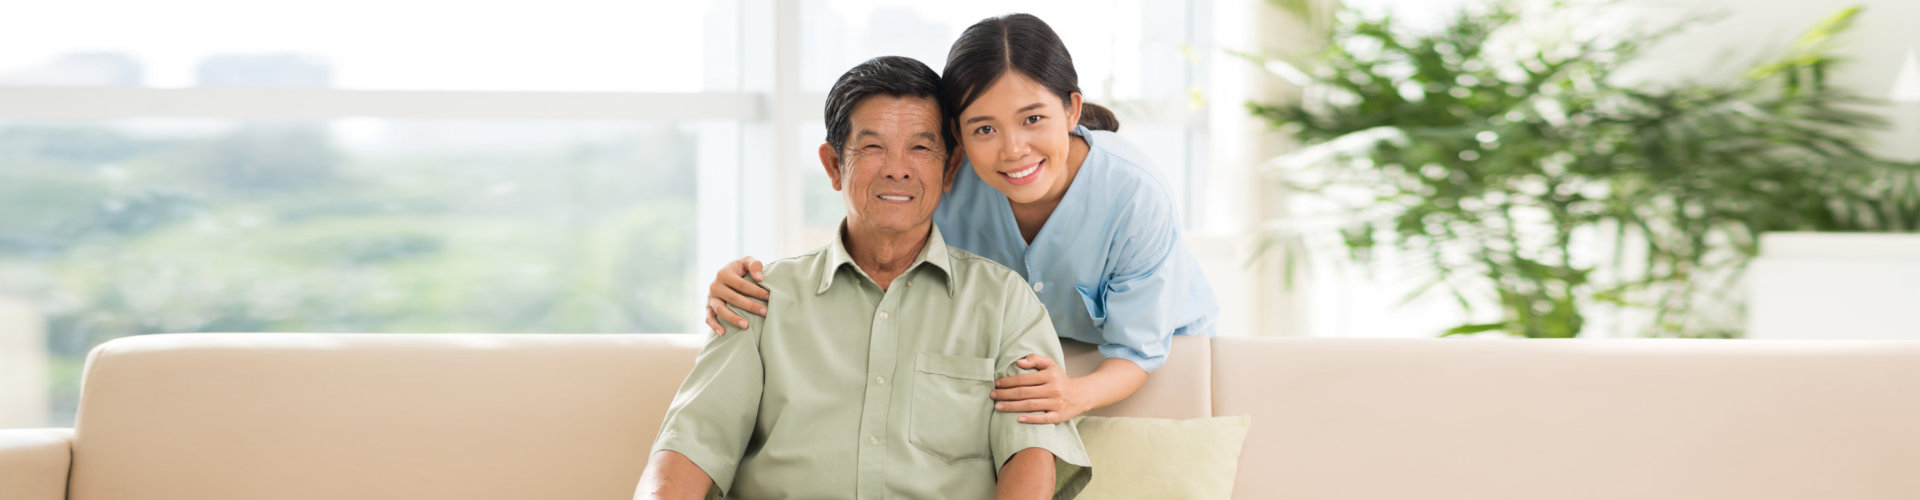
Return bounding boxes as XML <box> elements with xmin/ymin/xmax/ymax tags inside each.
<box><xmin>0</xmin><ymin>120</ymin><xmax>698</xmax><ymax>424</ymax></box>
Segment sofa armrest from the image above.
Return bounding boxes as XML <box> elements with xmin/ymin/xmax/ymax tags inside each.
<box><xmin>0</xmin><ymin>428</ymin><xmax>73</xmax><ymax>500</ymax></box>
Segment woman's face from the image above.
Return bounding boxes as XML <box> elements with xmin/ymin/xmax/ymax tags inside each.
<box><xmin>955</xmin><ymin>71</ymin><xmax>1081</xmax><ymax>205</ymax></box>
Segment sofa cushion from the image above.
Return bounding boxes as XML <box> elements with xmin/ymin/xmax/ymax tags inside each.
<box><xmin>1073</xmin><ymin>415</ymin><xmax>1249</xmax><ymax>499</ymax></box>
<box><xmin>1212</xmin><ymin>337</ymin><xmax>1920</xmax><ymax>500</ymax></box>
<box><xmin>69</xmin><ymin>333</ymin><xmax>703</xmax><ymax>500</ymax></box>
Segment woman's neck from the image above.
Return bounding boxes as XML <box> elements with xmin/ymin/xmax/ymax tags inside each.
<box><xmin>1010</xmin><ymin>134</ymin><xmax>1090</xmax><ymax>244</ymax></box>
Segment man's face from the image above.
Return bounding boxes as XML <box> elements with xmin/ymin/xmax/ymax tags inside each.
<box><xmin>821</xmin><ymin>95</ymin><xmax>949</xmax><ymax>236</ymax></box>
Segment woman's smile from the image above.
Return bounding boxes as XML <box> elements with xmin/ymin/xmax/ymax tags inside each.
<box><xmin>1002</xmin><ymin>159</ymin><xmax>1044</xmax><ymax>185</ymax></box>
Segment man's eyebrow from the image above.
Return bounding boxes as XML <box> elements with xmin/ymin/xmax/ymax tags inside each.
<box><xmin>854</xmin><ymin>129</ymin><xmax>881</xmax><ymax>140</ymax></box>
<box><xmin>914</xmin><ymin>132</ymin><xmax>938</xmax><ymax>142</ymax></box>
<box><xmin>961</xmin><ymin>103</ymin><xmax>1047</xmax><ymax>125</ymax></box>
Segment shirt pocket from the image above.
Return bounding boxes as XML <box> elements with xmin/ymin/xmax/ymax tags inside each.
<box><xmin>909</xmin><ymin>351</ymin><xmax>995</xmax><ymax>463</ymax></box>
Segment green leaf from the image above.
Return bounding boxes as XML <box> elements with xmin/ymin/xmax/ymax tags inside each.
<box><xmin>1441</xmin><ymin>322</ymin><xmax>1509</xmax><ymax>337</ymax></box>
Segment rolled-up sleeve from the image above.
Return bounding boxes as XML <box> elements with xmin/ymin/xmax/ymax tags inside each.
<box><xmin>991</xmin><ymin>281</ymin><xmax>1092</xmax><ymax>497</ymax></box>
<box><xmin>650</xmin><ymin>306</ymin><xmax>765</xmax><ymax>497</ymax></box>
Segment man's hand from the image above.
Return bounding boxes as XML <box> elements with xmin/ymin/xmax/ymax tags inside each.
<box><xmin>635</xmin><ymin>450</ymin><xmax>716</xmax><ymax>500</ymax></box>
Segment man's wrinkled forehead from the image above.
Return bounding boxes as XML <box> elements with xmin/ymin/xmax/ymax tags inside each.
<box><xmin>846</xmin><ymin>95</ymin><xmax>946</xmax><ymax>146</ymax></box>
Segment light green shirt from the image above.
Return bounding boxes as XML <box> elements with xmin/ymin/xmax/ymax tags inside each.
<box><xmin>651</xmin><ymin>224</ymin><xmax>1092</xmax><ymax>499</ymax></box>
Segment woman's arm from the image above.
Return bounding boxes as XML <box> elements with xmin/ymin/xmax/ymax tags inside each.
<box><xmin>991</xmin><ymin>354</ymin><xmax>1146</xmax><ymax>424</ymax></box>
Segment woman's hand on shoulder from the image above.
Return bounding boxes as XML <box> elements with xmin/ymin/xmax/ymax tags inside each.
<box><xmin>705</xmin><ymin>256</ymin><xmax>770</xmax><ymax>335</ymax></box>
<box><xmin>989</xmin><ymin>354</ymin><xmax>1091</xmax><ymax>424</ymax></box>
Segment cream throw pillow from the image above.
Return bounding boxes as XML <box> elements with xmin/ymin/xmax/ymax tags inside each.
<box><xmin>1069</xmin><ymin>415</ymin><xmax>1252</xmax><ymax>499</ymax></box>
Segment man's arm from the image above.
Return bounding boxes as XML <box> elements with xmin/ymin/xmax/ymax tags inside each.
<box><xmin>994</xmin><ymin>447</ymin><xmax>1057</xmax><ymax>500</ymax></box>
<box><xmin>643</xmin><ymin>300</ymin><xmax>768</xmax><ymax>499</ymax></box>
<box><xmin>636</xmin><ymin>450</ymin><xmax>717</xmax><ymax>500</ymax></box>
<box><xmin>989</xmin><ymin>278</ymin><xmax>1093</xmax><ymax>497</ymax></box>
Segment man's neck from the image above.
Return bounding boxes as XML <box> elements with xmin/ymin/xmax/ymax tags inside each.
<box><xmin>842</xmin><ymin>221</ymin><xmax>931</xmax><ymax>291</ymax></box>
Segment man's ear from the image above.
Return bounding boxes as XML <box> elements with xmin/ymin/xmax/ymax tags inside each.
<box><xmin>1066</xmin><ymin>92</ymin><xmax>1084</xmax><ymax>130</ymax></box>
<box><xmin>818</xmin><ymin>143</ymin><xmax>844</xmax><ymax>191</ymax></box>
<box><xmin>944</xmin><ymin>148</ymin><xmax>966</xmax><ymax>193</ymax></box>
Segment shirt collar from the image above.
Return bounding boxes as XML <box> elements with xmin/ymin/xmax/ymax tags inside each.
<box><xmin>818</xmin><ymin>221</ymin><xmax>955</xmax><ymax>296</ymax></box>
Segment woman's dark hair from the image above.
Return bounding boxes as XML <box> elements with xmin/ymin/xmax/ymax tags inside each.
<box><xmin>823</xmin><ymin>56</ymin><xmax>950</xmax><ymax>156</ymax></box>
<box><xmin>941</xmin><ymin>13</ymin><xmax>1119</xmax><ymax>134</ymax></box>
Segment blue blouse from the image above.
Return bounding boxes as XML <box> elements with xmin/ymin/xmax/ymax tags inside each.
<box><xmin>933</xmin><ymin>125</ymin><xmax>1218</xmax><ymax>373</ymax></box>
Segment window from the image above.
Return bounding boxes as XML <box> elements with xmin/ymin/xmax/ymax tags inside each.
<box><xmin>0</xmin><ymin>0</ymin><xmax>727</xmax><ymax>91</ymax></box>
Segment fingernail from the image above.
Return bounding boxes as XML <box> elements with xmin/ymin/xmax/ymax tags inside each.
<box><xmin>759</xmin><ymin>308</ymin><xmax>768</xmax><ymax>315</ymax></box>
<box><xmin>995</xmin><ymin>403</ymin><xmax>1005</xmax><ymax>410</ymax></box>
<box><xmin>1018</xmin><ymin>416</ymin><xmax>1029</xmax><ymax>423</ymax></box>
<box><xmin>737</xmin><ymin>321</ymin><xmax>748</xmax><ymax>328</ymax></box>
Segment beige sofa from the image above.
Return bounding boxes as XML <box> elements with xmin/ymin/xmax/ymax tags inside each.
<box><xmin>4</xmin><ymin>333</ymin><xmax>1919</xmax><ymax>499</ymax></box>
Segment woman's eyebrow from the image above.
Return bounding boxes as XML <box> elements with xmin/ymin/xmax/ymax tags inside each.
<box><xmin>963</xmin><ymin>103</ymin><xmax>1046</xmax><ymax>125</ymax></box>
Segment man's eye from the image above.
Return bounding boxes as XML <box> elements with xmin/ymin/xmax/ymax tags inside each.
<box><xmin>974</xmin><ymin>125</ymin><xmax>994</xmax><ymax>135</ymax></box>
<box><xmin>913</xmin><ymin>145</ymin><xmax>930</xmax><ymax>151</ymax></box>
<box><xmin>1025</xmin><ymin>115</ymin><xmax>1042</xmax><ymax>125</ymax></box>
<box><xmin>863</xmin><ymin>144</ymin><xmax>881</xmax><ymax>150</ymax></box>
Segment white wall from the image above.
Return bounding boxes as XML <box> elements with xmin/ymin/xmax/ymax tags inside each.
<box><xmin>1623</xmin><ymin>0</ymin><xmax>1920</xmax><ymax>161</ymax></box>
<box><xmin>1748</xmin><ymin>233</ymin><xmax>1920</xmax><ymax>339</ymax></box>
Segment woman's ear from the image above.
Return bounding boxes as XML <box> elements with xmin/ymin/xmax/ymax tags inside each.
<box><xmin>944</xmin><ymin>148</ymin><xmax>967</xmax><ymax>193</ymax></box>
<box><xmin>1066</xmin><ymin>92</ymin><xmax>1084</xmax><ymax>129</ymax></box>
<box><xmin>818</xmin><ymin>143</ymin><xmax>844</xmax><ymax>191</ymax></box>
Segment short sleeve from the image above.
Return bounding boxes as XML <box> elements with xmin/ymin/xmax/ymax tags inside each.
<box><xmin>1093</xmin><ymin>183</ymin><xmax>1189</xmax><ymax>373</ymax></box>
<box><xmin>990</xmin><ymin>280</ymin><xmax>1093</xmax><ymax>497</ymax></box>
<box><xmin>649</xmin><ymin>302</ymin><xmax>766</xmax><ymax>497</ymax></box>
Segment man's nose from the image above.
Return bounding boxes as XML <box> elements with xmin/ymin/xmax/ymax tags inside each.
<box><xmin>881</xmin><ymin>153</ymin><xmax>915</xmax><ymax>180</ymax></box>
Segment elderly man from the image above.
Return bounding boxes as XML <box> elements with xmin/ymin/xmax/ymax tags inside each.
<box><xmin>636</xmin><ymin>56</ymin><xmax>1091</xmax><ymax>500</ymax></box>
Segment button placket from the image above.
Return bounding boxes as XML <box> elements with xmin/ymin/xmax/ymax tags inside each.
<box><xmin>856</xmin><ymin>280</ymin><xmax>901</xmax><ymax>497</ymax></box>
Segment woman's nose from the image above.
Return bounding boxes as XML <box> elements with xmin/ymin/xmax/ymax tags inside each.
<box><xmin>1001</xmin><ymin>131</ymin><xmax>1030</xmax><ymax>159</ymax></box>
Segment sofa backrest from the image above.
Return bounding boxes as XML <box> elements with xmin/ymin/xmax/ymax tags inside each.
<box><xmin>1210</xmin><ymin>337</ymin><xmax>1920</xmax><ymax>500</ymax></box>
<box><xmin>71</xmin><ymin>333</ymin><xmax>1920</xmax><ymax>500</ymax></box>
<box><xmin>1060</xmin><ymin>336</ymin><xmax>1212</xmax><ymax>419</ymax></box>
<box><xmin>70</xmin><ymin>333</ymin><xmax>701</xmax><ymax>500</ymax></box>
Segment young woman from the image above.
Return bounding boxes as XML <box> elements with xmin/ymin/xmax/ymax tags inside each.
<box><xmin>704</xmin><ymin>13</ymin><xmax>1217</xmax><ymax>425</ymax></box>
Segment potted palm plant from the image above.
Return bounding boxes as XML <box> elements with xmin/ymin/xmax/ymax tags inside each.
<box><xmin>1252</xmin><ymin>1</ymin><xmax>1920</xmax><ymax>338</ymax></box>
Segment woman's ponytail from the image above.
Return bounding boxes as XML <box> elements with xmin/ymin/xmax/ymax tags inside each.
<box><xmin>1078</xmin><ymin>102</ymin><xmax>1120</xmax><ymax>132</ymax></box>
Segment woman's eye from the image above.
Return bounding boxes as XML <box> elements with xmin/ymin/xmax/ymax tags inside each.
<box><xmin>974</xmin><ymin>125</ymin><xmax>994</xmax><ymax>136</ymax></box>
<box><xmin>1025</xmin><ymin>115</ymin><xmax>1042</xmax><ymax>125</ymax></box>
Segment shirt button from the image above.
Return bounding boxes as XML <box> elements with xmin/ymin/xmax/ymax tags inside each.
<box><xmin>1033</xmin><ymin>282</ymin><xmax>1045</xmax><ymax>292</ymax></box>
<box><xmin>877</xmin><ymin>311</ymin><xmax>890</xmax><ymax>320</ymax></box>
<box><xmin>906</xmin><ymin>280</ymin><xmax>913</xmax><ymax>287</ymax></box>
<box><xmin>876</xmin><ymin>376</ymin><xmax>887</xmax><ymax>385</ymax></box>
<box><xmin>868</xmin><ymin>436</ymin><xmax>879</xmax><ymax>445</ymax></box>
